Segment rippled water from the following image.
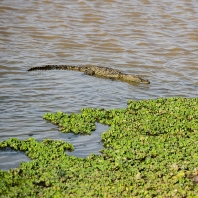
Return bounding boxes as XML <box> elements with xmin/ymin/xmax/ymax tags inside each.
<box><xmin>0</xmin><ymin>0</ymin><xmax>198</xmax><ymax>170</ymax></box>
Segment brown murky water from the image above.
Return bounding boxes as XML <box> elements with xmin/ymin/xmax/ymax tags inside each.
<box><xmin>0</xmin><ymin>0</ymin><xmax>198</xmax><ymax>170</ymax></box>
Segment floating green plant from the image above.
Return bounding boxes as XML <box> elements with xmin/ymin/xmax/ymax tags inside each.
<box><xmin>0</xmin><ymin>97</ymin><xmax>198</xmax><ymax>197</ymax></box>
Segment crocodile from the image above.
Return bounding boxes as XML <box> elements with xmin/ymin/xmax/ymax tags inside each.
<box><xmin>28</xmin><ymin>65</ymin><xmax>150</xmax><ymax>84</ymax></box>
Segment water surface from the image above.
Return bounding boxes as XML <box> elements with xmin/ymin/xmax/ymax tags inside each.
<box><xmin>0</xmin><ymin>0</ymin><xmax>198</xmax><ymax>170</ymax></box>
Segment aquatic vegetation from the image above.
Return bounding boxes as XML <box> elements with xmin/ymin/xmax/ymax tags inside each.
<box><xmin>0</xmin><ymin>97</ymin><xmax>198</xmax><ymax>197</ymax></box>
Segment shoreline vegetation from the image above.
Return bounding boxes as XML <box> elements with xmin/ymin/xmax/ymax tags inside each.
<box><xmin>0</xmin><ymin>97</ymin><xmax>198</xmax><ymax>197</ymax></box>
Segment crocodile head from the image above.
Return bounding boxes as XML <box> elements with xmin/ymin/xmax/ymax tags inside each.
<box><xmin>138</xmin><ymin>78</ymin><xmax>150</xmax><ymax>84</ymax></box>
<box><xmin>121</xmin><ymin>74</ymin><xmax>150</xmax><ymax>84</ymax></box>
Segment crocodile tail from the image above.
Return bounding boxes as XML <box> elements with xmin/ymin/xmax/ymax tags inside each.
<box><xmin>28</xmin><ymin>65</ymin><xmax>81</xmax><ymax>72</ymax></box>
<box><xmin>28</xmin><ymin>65</ymin><xmax>54</xmax><ymax>71</ymax></box>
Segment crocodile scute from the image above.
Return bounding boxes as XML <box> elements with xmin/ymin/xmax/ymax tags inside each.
<box><xmin>28</xmin><ymin>65</ymin><xmax>150</xmax><ymax>84</ymax></box>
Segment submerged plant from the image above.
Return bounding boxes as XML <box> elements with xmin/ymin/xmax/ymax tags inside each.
<box><xmin>0</xmin><ymin>97</ymin><xmax>198</xmax><ymax>197</ymax></box>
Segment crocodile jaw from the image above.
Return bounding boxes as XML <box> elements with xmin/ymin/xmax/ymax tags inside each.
<box><xmin>121</xmin><ymin>74</ymin><xmax>150</xmax><ymax>84</ymax></box>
